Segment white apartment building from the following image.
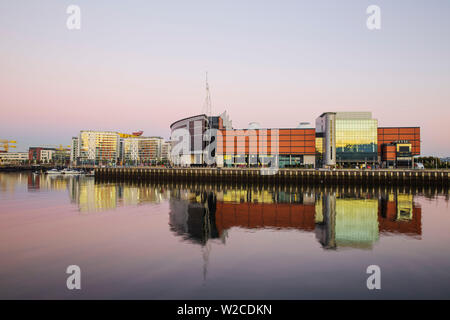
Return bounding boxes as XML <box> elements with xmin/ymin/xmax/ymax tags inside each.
<box><xmin>70</xmin><ymin>137</ymin><xmax>79</xmax><ymax>163</ymax></box>
<box><xmin>0</xmin><ymin>152</ymin><xmax>29</xmax><ymax>164</ymax></box>
<box><xmin>76</xmin><ymin>131</ymin><xmax>120</xmax><ymax>165</ymax></box>
<box><xmin>161</xmin><ymin>141</ymin><xmax>171</xmax><ymax>162</ymax></box>
<box><xmin>71</xmin><ymin>130</ymin><xmax>165</xmax><ymax>165</ymax></box>
<box><xmin>40</xmin><ymin>149</ymin><xmax>55</xmax><ymax>163</ymax></box>
<box><xmin>121</xmin><ymin>136</ymin><xmax>164</xmax><ymax>165</ymax></box>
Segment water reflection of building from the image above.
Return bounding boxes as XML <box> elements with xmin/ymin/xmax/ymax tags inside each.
<box><xmin>168</xmin><ymin>189</ymin><xmax>225</xmax><ymax>281</ymax></box>
<box><xmin>16</xmin><ymin>171</ymin><xmax>425</xmax><ymax>249</ymax></box>
<box><xmin>315</xmin><ymin>194</ymin><xmax>380</xmax><ymax>250</ymax></box>
<box><xmin>67</xmin><ymin>178</ymin><xmax>170</xmax><ymax>212</ymax></box>
<box><xmin>27</xmin><ymin>174</ymin><xmax>70</xmax><ymax>192</ymax></box>
<box><xmin>379</xmin><ymin>193</ymin><xmax>421</xmax><ymax>236</ymax></box>
<box><xmin>215</xmin><ymin>189</ymin><xmax>316</xmax><ymax>234</ymax></box>
<box><xmin>167</xmin><ymin>187</ymin><xmax>422</xmax><ymax>251</ymax></box>
<box><xmin>169</xmin><ymin>190</ymin><xmax>223</xmax><ymax>245</ymax></box>
<box><xmin>176</xmin><ymin>189</ymin><xmax>420</xmax><ymax>251</ymax></box>
<box><xmin>315</xmin><ymin>192</ymin><xmax>421</xmax><ymax>249</ymax></box>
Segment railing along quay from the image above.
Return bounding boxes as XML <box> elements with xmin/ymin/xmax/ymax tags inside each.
<box><xmin>94</xmin><ymin>168</ymin><xmax>450</xmax><ymax>186</ymax></box>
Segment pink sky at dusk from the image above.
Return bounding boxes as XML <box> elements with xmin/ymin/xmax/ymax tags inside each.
<box><xmin>1</xmin><ymin>1</ymin><xmax>449</xmax><ymax>156</ymax></box>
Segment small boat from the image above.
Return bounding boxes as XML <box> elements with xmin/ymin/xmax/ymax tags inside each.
<box><xmin>61</xmin><ymin>169</ymin><xmax>81</xmax><ymax>175</ymax></box>
<box><xmin>46</xmin><ymin>169</ymin><xmax>61</xmax><ymax>175</ymax></box>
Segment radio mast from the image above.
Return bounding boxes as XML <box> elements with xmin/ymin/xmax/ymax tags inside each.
<box><xmin>203</xmin><ymin>72</ymin><xmax>212</xmax><ymax>118</ymax></box>
<box><xmin>202</xmin><ymin>72</ymin><xmax>213</xmax><ymax>165</ymax></box>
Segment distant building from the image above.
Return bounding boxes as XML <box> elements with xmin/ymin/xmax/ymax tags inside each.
<box><xmin>170</xmin><ymin>114</ymin><xmax>210</xmax><ymax>166</ymax></box>
<box><xmin>377</xmin><ymin>127</ymin><xmax>420</xmax><ymax>167</ymax></box>
<box><xmin>28</xmin><ymin>147</ymin><xmax>56</xmax><ymax>164</ymax></box>
<box><xmin>216</xmin><ymin>124</ymin><xmax>316</xmax><ymax>168</ymax></box>
<box><xmin>70</xmin><ymin>137</ymin><xmax>79</xmax><ymax>164</ymax></box>
<box><xmin>171</xmin><ymin>111</ymin><xmax>315</xmax><ymax>167</ymax></box>
<box><xmin>169</xmin><ymin>111</ymin><xmax>233</xmax><ymax>166</ymax></box>
<box><xmin>161</xmin><ymin>140</ymin><xmax>171</xmax><ymax>162</ymax></box>
<box><xmin>40</xmin><ymin>149</ymin><xmax>56</xmax><ymax>163</ymax></box>
<box><xmin>121</xmin><ymin>136</ymin><xmax>164</xmax><ymax>165</ymax></box>
<box><xmin>316</xmin><ymin>112</ymin><xmax>378</xmax><ymax>167</ymax></box>
<box><xmin>76</xmin><ymin>130</ymin><xmax>120</xmax><ymax>165</ymax></box>
<box><xmin>315</xmin><ymin>112</ymin><xmax>420</xmax><ymax>167</ymax></box>
<box><xmin>0</xmin><ymin>152</ymin><xmax>29</xmax><ymax>164</ymax></box>
<box><xmin>72</xmin><ymin>130</ymin><xmax>166</xmax><ymax>166</ymax></box>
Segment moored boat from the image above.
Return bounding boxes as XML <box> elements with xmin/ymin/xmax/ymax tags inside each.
<box><xmin>61</xmin><ymin>168</ymin><xmax>81</xmax><ymax>175</ymax></box>
<box><xmin>46</xmin><ymin>168</ymin><xmax>61</xmax><ymax>174</ymax></box>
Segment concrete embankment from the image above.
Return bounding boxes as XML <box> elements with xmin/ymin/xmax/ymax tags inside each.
<box><xmin>95</xmin><ymin>168</ymin><xmax>450</xmax><ymax>186</ymax></box>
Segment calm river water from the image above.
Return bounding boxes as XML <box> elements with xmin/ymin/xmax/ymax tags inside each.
<box><xmin>0</xmin><ymin>172</ymin><xmax>449</xmax><ymax>299</ymax></box>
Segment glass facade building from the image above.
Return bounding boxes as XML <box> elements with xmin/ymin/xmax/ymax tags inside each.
<box><xmin>316</xmin><ymin>112</ymin><xmax>378</xmax><ymax>166</ymax></box>
<box><xmin>335</xmin><ymin>117</ymin><xmax>378</xmax><ymax>162</ymax></box>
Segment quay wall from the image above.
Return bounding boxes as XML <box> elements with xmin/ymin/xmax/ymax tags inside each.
<box><xmin>95</xmin><ymin>168</ymin><xmax>450</xmax><ymax>186</ymax></box>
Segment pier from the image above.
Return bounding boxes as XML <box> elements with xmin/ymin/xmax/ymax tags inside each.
<box><xmin>94</xmin><ymin>167</ymin><xmax>450</xmax><ymax>186</ymax></box>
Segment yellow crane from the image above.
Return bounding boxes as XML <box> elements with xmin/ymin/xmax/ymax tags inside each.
<box><xmin>56</xmin><ymin>144</ymin><xmax>71</xmax><ymax>151</ymax></box>
<box><xmin>41</xmin><ymin>144</ymin><xmax>71</xmax><ymax>151</ymax></box>
<box><xmin>0</xmin><ymin>140</ymin><xmax>17</xmax><ymax>152</ymax></box>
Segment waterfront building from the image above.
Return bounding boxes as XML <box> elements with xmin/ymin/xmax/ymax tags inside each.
<box><xmin>28</xmin><ymin>147</ymin><xmax>56</xmax><ymax>164</ymax></box>
<box><xmin>120</xmin><ymin>136</ymin><xmax>164</xmax><ymax>165</ymax></box>
<box><xmin>377</xmin><ymin>127</ymin><xmax>420</xmax><ymax>167</ymax></box>
<box><xmin>77</xmin><ymin>130</ymin><xmax>120</xmax><ymax>166</ymax></box>
<box><xmin>170</xmin><ymin>112</ymin><xmax>314</xmax><ymax>168</ymax></box>
<box><xmin>216</xmin><ymin>123</ymin><xmax>316</xmax><ymax>168</ymax></box>
<box><xmin>0</xmin><ymin>152</ymin><xmax>29</xmax><ymax>164</ymax></box>
<box><xmin>70</xmin><ymin>137</ymin><xmax>79</xmax><ymax>164</ymax></box>
<box><xmin>315</xmin><ymin>112</ymin><xmax>421</xmax><ymax>168</ymax></box>
<box><xmin>170</xmin><ymin>114</ymin><xmax>208</xmax><ymax>166</ymax></box>
<box><xmin>316</xmin><ymin>112</ymin><xmax>378</xmax><ymax>167</ymax></box>
<box><xmin>161</xmin><ymin>140</ymin><xmax>171</xmax><ymax>163</ymax></box>
<box><xmin>40</xmin><ymin>149</ymin><xmax>55</xmax><ymax>163</ymax></box>
<box><xmin>170</xmin><ymin>110</ymin><xmax>421</xmax><ymax>168</ymax></box>
<box><xmin>72</xmin><ymin>130</ymin><xmax>166</xmax><ymax>166</ymax></box>
<box><xmin>169</xmin><ymin>112</ymin><xmax>232</xmax><ymax>166</ymax></box>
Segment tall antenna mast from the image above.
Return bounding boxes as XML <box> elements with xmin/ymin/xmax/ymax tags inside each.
<box><xmin>203</xmin><ymin>72</ymin><xmax>212</xmax><ymax>118</ymax></box>
<box><xmin>202</xmin><ymin>72</ymin><xmax>213</xmax><ymax>165</ymax></box>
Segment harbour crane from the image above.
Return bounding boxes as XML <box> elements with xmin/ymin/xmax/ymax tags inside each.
<box><xmin>0</xmin><ymin>140</ymin><xmax>17</xmax><ymax>152</ymax></box>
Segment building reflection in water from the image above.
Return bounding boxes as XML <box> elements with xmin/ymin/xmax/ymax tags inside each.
<box><xmin>68</xmin><ymin>179</ymin><xmax>170</xmax><ymax>212</ymax></box>
<box><xmin>27</xmin><ymin>173</ymin><xmax>71</xmax><ymax>192</ymax></box>
<box><xmin>169</xmin><ymin>190</ymin><xmax>224</xmax><ymax>280</ymax></box>
<box><xmin>315</xmin><ymin>193</ymin><xmax>421</xmax><ymax>250</ymax></box>
<box><xmin>22</xmin><ymin>174</ymin><xmax>170</xmax><ymax>212</ymax></box>
<box><xmin>1</xmin><ymin>172</ymin><xmax>429</xmax><ymax>282</ymax></box>
<box><xmin>18</xmin><ymin>173</ymin><xmax>424</xmax><ymax>251</ymax></box>
<box><xmin>163</xmin><ymin>185</ymin><xmax>423</xmax><ymax>279</ymax></box>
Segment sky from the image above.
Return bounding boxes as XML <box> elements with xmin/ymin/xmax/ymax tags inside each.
<box><xmin>0</xmin><ymin>0</ymin><xmax>449</xmax><ymax>156</ymax></box>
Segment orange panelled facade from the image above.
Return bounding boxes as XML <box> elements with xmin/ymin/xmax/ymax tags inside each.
<box><xmin>382</xmin><ymin>145</ymin><xmax>396</xmax><ymax>161</ymax></box>
<box><xmin>216</xmin><ymin>128</ymin><xmax>316</xmax><ymax>155</ymax></box>
<box><xmin>215</xmin><ymin>202</ymin><xmax>316</xmax><ymax>236</ymax></box>
<box><xmin>377</xmin><ymin>127</ymin><xmax>420</xmax><ymax>155</ymax></box>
